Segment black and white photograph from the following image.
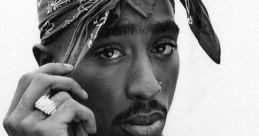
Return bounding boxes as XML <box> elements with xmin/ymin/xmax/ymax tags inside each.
<box><xmin>0</xmin><ymin>0</ymin><xmax>258</xmax><ymax>136</ymax></box>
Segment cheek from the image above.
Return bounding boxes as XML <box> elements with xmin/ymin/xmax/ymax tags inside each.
<box><xmin>70</xmin><ymin>60</ymin><xmax>130</xmax><ymax>129</ymax></box>
<box><xmin>167</xmin><ymin>63</ymin><xmax>179</xmax><ymax>107</ymax></box>
<box><xmin>156</xmin><ymin>51</ymin><xmax>179</xmax><ymax>108</ymax></box>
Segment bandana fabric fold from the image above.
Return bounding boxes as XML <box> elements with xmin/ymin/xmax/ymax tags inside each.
<box><xmin>180</xmin><ymin>0</ymin><xmax>221</xmax><ymax>64</ymax></box>
<box><xmin>38</xmin><ymin>0</ymin><xmax>120</xmax><ymax>67</ymax></box>
<box><xmin>37</xmin><ymin>0</ymin><xmax>221</xmax><ymax>66</ymax></box>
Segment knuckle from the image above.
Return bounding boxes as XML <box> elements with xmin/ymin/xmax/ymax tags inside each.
<box><xmin>3</xmin><ymin>117</ymin><xmax>10</xmax><ymax>129</ymax></box>
<box><xmin>18</xmin><ymin>73</ymin><xmax>34</xmax><ymax>85</ymax></box>
<box><xmin>65</xmin><ymin>77</ymin><xmax>81</xmax><ymax>89</ymax></box>
<box><xmin>3</xmin><ymin>117</ymin><xmax>19</xmax><ymax>135</ymax></box>
<box><xmin>32</xmin><ymin>124</ymin><xmax>45</xmax><ymax>136</ymax></box>
<box><xmin>20</xmin><ymin>118</ymin><xmax>31</xmax><ymax>132</ymax></box>
<box><xmin>55</xmin><ymin>91</ymin><xmax>71</xmax><ymax>100</ymax></box>
<box><xmin>67</xmin><ymin>98</ymin><xmax>76</xmax><ymax>106</ymax></box>
<box><xmin>33</xmin><ymin>73</ymin><xmax>48</xmax><ymax>84</ymax></box>
<box><xmin>3</xmin><ymin>117</ymin><xmax>17</xmax><ymax>129</ymax></box>
<box><xmin>64</xmin><ymin>99</ymin><xmax>77</xmax><ymax>109</ymax></box>
<box><xmin>86</xmin><ymin>108</ymin><xmax>95</xmax><ymax>119</ymax></box>
<box><xmin>88</xmin><ymin>109</ymin><xmax>95</xmax><ymax>116</ymax></box>
<box><xmin>65</xmin><ymin>77</ymin><xmax>77</xmax><ymax>85</ymax></box>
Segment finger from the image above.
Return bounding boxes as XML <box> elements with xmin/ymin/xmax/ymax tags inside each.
<box><xmin>49</xmin><ymin>99</ymin><xmax>96</xmax><ymax>134</ymax></box>
<box><xmin>4</xmin><ymin>74</ymin><xmax>34</xmax><ymax>135</ymax></box>
<box><xmin>19</xmin><ymin>110</ymin><xmax>47</xmax><ymax>133</ymax></box>
<box><xmin>15</xmin><ymin>74</ymin><xmax>88</xmax><ymax>113</ymax></box>
<box><xmin>33</xmin><ymin>63</ymin><xmax>74</xmax><ymax>75</ymax></box>
<box><xmin>3</xmin><ymin>63</ymin><xmax>75</xmax><ymax>135</ymax></box>
<box><xmin>77</xmin><ymin>123</ymin><xmax>89</xmax><ymax>136</ymax></box>
<box><xmin>5</xmin><ymin>63</ymin><xmax>73</xmax><ymax>117</ymax></box>
<box><xmin>50</xmin><ymin>92</ymin><xmax>87</xmax><ymax>122</ymax></box>
<box><xmin>17</xmin><ymin>92</ymin><xmax>73</xmax><ymax>133</ymax></box>
<box><xmin>50</xmin><ymin>91</ymin><xmax>73</xmax><ymax>109</ymax></box>
<box><xmin>5</xmin><ymin>73</ymin><xmax>34</xmax><ymax>116</ymax></box>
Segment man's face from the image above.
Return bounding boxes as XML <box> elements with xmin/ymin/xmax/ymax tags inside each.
<box><xmin>52</xmin><ymin>1</ymin><xmax>179</xmax><ymax>136</ymax></box>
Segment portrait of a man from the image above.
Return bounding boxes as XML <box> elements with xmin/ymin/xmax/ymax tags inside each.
<box><xmin>2</xmin><ymin>0</ymin><xmax>221</xmax><ymax>136</ymax></box>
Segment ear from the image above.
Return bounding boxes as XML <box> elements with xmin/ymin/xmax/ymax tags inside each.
<box><xmin>33</xmin><ymin>44</ymin><xmax>54</xmax><ymax>66</ymax></box>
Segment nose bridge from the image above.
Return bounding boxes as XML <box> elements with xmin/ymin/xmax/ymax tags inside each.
<box><xmin>126</xmin><ymin>54</ymin><xmax>161</xmax><ymax>100</ymax></box>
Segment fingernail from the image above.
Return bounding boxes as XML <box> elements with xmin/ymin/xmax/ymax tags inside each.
<box><xmin>63</xmin><ymin>64</ymin><xmax>73</xmax><ymax>69</ymax></box>
<box><xmin>82</xmin><ymin>89</ymin><xmax>88</xmax><ymax>99</ymax></box>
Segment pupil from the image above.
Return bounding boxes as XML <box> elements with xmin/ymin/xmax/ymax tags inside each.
<box><xmin>158</xmin><ymin>46</ymin><xmax>165</xmax><ymax>52</ymax></box>
<box><xmin>106</xmin><ymin>51</ymin><xmax>113</xmax><ymax>57</ymax></box>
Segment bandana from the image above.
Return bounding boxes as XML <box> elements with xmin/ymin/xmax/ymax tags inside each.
<box><xmin>37</xmin><ymin>0</ymin><xmax>221</xmax><ymax>67</ymax></box>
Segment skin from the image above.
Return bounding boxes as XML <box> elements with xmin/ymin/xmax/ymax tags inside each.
<box><xmin>3</xmin><ymin>1</ymin><xmax>179</xmax><ymax>136</ymax></box>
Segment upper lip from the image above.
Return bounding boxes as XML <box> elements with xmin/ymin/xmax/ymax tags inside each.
<box><xmin>121</xmin><ymin>111</ymin><xmax>165</xmax><ymax>126</ymax></box>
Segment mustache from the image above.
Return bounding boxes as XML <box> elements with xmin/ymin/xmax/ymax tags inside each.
<box><xmin>112</xmin><ymin>100</ymin><xmax>167</xmax><ymax>126</ymax></box>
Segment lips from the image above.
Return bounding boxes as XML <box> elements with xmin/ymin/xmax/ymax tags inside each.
<box><xmin>123</xmin><ymin>112</ymin><xmax>164</xmax><ymax>125</ymax></box>
<box><xmin>120</xmin><ymin>111</ymin><xmax>165</xmax><ymax>136</ymax></box>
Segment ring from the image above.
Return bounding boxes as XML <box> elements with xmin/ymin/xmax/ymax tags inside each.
<box><xmin>35</xmin><ymin>95</ymin><xmax>56</xmax><ymax>116</ymax></box>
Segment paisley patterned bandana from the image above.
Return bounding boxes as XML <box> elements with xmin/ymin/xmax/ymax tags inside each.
<box><xmin>37</xmin><ymin>0</ymin><xmax>221</xmax><ymax>67</ymax></box>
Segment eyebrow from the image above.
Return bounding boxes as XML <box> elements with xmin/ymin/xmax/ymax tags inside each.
<box><xmin>97</xmin><ymin>20</ymin><xmax>179</xmax><ymax>39</ymax></box>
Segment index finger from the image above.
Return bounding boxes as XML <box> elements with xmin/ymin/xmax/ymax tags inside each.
<box><xmin>33</xmin><ymin>63</ymin><xmax>74</xmax><ymax>75</ymax></box>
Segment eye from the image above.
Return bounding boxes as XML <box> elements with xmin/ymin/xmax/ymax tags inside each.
<box><xmin>96</xmin><ymin>47</ymin><xmax>125</xmax><ymax>60</ymax></box>
<box><xmin>151</xmin><ymin>39</ymin><xmax>177</xmax><ymax>56</ymax></box>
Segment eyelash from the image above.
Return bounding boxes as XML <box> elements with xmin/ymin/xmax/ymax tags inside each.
<box><xmin>94</xmin><ymin>45</ymin><xmax>125</xmax><ymax>62</ymax></box>
<box><xmin>151</xmin><ymin>39</ymin><xmax>177</xmax><ymax>56</ymax></box>
<box><xmin>93</xmin><ymin>38</ymin><xmax>176</xmax><ymax>62</ymax></box>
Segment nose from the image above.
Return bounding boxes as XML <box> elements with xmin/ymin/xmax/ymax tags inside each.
<box><xmin>126</xmin><ymin>57</ymin><xmax>161</xmax><ymax>101</ymax></box>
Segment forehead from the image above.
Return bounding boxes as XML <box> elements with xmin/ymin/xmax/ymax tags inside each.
<box><xmin>48</xmin><ymin>0</ymin><xmax>176</xmax><ymax>53</ymax></box>
<box><xmin>118</xmin><ymin>0</ymin><xmax>175</xmax><ymax>26</ymax></box>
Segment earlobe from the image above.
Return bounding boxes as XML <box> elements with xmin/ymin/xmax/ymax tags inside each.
<box><xmin>33</xmin><ymin>44</ymin><xmax>53</xmax><ymax>66</ymax></box>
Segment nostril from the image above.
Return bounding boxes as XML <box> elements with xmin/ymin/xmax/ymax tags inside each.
<box><xmin>132</xmin><ymin>95</ymin><xmax>147</xmax><ymax>100</ymax></box>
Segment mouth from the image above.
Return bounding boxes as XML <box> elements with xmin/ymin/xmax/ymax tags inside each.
<box><xmin>119</xmin><ymin>111</ymin><xmax>165</xmax><ymax>136</ymax></box>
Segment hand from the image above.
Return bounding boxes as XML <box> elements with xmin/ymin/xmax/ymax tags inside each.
<box><xmin>3</xmin><ymin>63</ymin><xmax>96</xmax><ymax>136</ymax></box>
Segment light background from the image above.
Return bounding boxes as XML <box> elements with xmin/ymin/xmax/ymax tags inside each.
<box><xmin>1</xmin><ymin>0</ymin><xmax>259</xmax><ymax>136</ymax></box>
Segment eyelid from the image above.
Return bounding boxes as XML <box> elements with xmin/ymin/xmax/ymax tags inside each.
<box><xmin>94</xmin><ymin>43</ymin><xmax>124</xmax><ymax>54</ymax></box>
<box><xmin>155</xmin><ymin>38</ymin><xmax>177</xmax><ymax>47</ymax></box>
<box><xmin>93</xmin><ymin>44</ymin><xmax>126</xmax><ymax>62</ymax></box>
<box><xmin>153</xmin><ymin>38</ymin><xmax>177</xmax><ymax>51</ymax></box>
